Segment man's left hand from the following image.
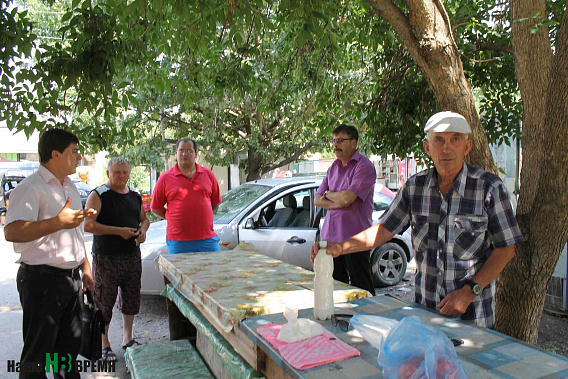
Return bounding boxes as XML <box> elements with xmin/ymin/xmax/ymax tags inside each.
<box><xmin>437</xmin><ymin>286</ymin><xmax>476</xmax><ymax>316</ymax></box>
<box><xmin>136</xmin><ymin>230</ymin><xmax>147</xmax><ymax>244</ymax></box>
<box><xmin>82</xmin><ymin>272</ymin><xmax>95</xmax><ymax>294</ymax></box>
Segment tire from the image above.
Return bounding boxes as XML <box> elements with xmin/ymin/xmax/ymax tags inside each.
<box><xmin>371</xmin><ymin>242</ymin><xmax>408</xmax><ymax>287</ymax></box>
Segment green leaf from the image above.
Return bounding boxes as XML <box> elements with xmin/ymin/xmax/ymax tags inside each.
<box><xmin>61</xmin><ymin>11</ymin><xmax>73</xmax><ymax>23</ymax></box>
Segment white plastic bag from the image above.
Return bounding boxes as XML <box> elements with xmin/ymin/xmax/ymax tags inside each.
<box><xmin>277</xmin><ymin>307</ymin><xmax>326</xmax><ymax>343</ymax></box>
<box><xmin>350</xmin><ymin>315</ymin><xmax>399</xmax><ymax>350</ymax></box>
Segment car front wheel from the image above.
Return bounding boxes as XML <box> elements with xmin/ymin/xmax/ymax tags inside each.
<box><xmin>371</xmin><ymin>242</ymin><xmax>408</xmax><ymax>287</ymax></box>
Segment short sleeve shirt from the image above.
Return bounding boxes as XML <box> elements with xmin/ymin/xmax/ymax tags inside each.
<box><xmin>5</xmin><ymin>165</ymin><xmax>86</xmax><ymax>269</ymax></box>
<box><xmin>379</xmin><ymin>163</ymin><xmax>524</xmax><ymax>328</ymax></box>
<box><xmin>317</xmin><ymin>150</ymin><xmax>376</xmax><ymax>242</ymax></box>
<box><xmin>151</xmin><ymin>163</ymin><xmax>221</xmax><ymax>241</ymax></box>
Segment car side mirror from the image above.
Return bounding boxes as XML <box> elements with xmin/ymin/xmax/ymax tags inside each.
<box><xmin>245</xmin><ymin>218</ymin><xmax>256</xmax><ymax>229</ymax></box>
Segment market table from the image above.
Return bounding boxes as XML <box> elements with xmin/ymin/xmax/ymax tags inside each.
<box><xmin>240</xmin><ymin>295</ymin><xmax>568</xmax><ymax>379</ymax></box>
<box><xmin>156</xmin><ymin>250</ymin><xmax>371</xmax><ymax>378</ymax></box>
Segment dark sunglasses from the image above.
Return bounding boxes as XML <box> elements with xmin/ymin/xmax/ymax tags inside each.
<box><xmin>331</xmin><ymin>314</ymin><xmax>354</xmax><ymax>332</ymax></box>
<box><xmin>450</xmin><ymin>337</ymin><xmax>464</xmax><ymax>347</ymax></box>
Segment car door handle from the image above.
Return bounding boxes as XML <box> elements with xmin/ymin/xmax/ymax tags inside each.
<box><xmin>286</xmin><ymin>236</ymin><xmax>306</xmax><ymax>244</ymax></box>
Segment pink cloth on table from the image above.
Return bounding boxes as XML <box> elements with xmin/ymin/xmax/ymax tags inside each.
<box><xmin>257</xmin><ymin>322</ymin><xmax>360</xmax><ymax>370</ymax></box>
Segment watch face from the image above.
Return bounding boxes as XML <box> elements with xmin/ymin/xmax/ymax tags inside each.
<box><xmin>472</xmin><ymin>284</ymin><xmax>483</xmax><ymax>295</ymax></box>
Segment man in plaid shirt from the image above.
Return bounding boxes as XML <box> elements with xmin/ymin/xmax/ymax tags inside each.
<box><xmin>311</xmin><ymin>111</ymin><xmax>524</xmax><ymax>328</ymax></box>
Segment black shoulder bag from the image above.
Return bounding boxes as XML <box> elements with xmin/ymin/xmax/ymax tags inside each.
<box><xmin>79</xmin><ymin>289</ymin><xmax>105</xmax><ymax>361</ymax></box>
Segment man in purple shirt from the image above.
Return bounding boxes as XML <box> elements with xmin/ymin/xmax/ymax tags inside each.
<box><xmin>314</xmin><ymin>124</ymin><xmax>376</xmax><ymax>295</ymax></box>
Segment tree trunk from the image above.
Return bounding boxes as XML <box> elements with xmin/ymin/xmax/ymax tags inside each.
<box><xmin>367</xmin><ymin>0</ymin><xmax>568</xmax><ymax>343</ymax></box>
<box><xmin>242</xmin><ymin>116</ymin><xmax>263</xmax><ymax>181</ymax></box>
<box><xmin>367</xmin><ymin>0</ymin><xmax>498</xmax><ymax>174</ymax></box>
<box><xmin>246</xmin><ymin>147</ymin><xmax>263</xmax><ymax>181</ymax></box>
<box><xmin>496</xmin><ymin>0</ymin><xmax>568</xmax><ymax>343</ymax></box>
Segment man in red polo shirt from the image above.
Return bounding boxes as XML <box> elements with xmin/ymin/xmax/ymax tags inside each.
<box><xmin>151</xmin><ymin>138</ymin><xmax>222</xmax><ymax>254</ymax></box>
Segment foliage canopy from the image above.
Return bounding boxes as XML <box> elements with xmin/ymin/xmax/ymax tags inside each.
<box><xmin>2</xmin><ymin>0</ymin><xmax>522</xmax><ymax>174</ymax></box>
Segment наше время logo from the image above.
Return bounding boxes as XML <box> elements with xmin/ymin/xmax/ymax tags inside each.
<box><xmin>7</xmin><ymin>353</ymin><xmax>116</xmax><ymax>374</ymax></box>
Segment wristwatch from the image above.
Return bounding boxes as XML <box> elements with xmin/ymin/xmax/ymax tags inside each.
<box><xmin>465</xmin><ymin>279</ymin><xmax>483</xmax><ymax>296</ymax></box>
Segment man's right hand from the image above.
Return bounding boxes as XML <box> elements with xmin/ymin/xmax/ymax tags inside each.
<box><xmin>57</xmin><ymin>198</ymin><xmax>97</xmax><ymax>229</ymax></box>
<box><xmin>311</xmin><ymin>241</ymin><xmax>344</xmax><ymax>263</ymax></box>
<box><xmin>118</xmin><ymin>227</ymin><xmax>140</xmax><ymax>240</ymax></box>
<box><xmin>325</xmin><ymin>242</ymin><xmax>344</xmax><ymax>258</ymax></box>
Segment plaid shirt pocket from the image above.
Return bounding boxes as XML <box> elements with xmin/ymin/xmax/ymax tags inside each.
<box><xmin>450</xmin><ymin>214</ymin><xmax>488</xmax><ymax>260</ymax></box>
<box><xmin>410</xmin><ymin>214</ymin><xmax>429</xmax><ymax>254</ymax></box>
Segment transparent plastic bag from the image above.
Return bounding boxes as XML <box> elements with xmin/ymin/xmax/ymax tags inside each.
<box><xmin>277</xmin><ymin>307</ymin><xmax>325</xmax><ymax>343</ymax></box>
<box><xmin>350</xmin><ymin>315</ymin><xmax>399</xmax><ymax>350</ymax></box>
<box><xmin>378</xmin><ymin>316</ymin><xmax>467</xmax><ymax>379</ymax></box>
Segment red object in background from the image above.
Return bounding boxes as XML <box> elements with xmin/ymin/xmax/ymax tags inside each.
<box><xmin>142</xmin><ymin>194</ymin><xmax>152</xmax><ymax>211</ymax></box>
<box><xmin>398</xmin><ymin>158</ymin><xmax>417</xmax><ymax>188</ymax></box>
<box><xmin>274</xmin><ymin>170</ymin><xmax>293</xmax><ymax>178</ymax></box>
<box><xmin>378</xmin><ymin>184</ymin><xmax>396</xmax><ymax>199</ymax></box>
<box><xmin>398</xmin><ymin>158</ymin><xmax>408</xmax><ymax>188</ymax></box>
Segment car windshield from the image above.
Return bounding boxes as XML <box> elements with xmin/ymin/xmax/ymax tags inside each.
<box><xmin>214</xmin><ymin>183</ymin><xmax>272</xmax><ymax>224</ymax></box>
<box><xmin>374</xmin><ymin>191</ymin><xmax>393</xmax><ymax>211</ymax></box>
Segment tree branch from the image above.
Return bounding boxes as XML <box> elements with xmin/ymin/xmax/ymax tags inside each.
<box><xmin>433</xmin><ymin>0</ymin><xmax>458</xmax><ymax>48</ymax></box>
<box><xmin>266</xmin><ymin>117</ymin><xmax>279</xmax><ymax>134</ymax></box>
<box><xmin>218</xmin><ymin>0</ymin><xmax>235</xmax><ymax>44</ymax></box>
<box><xmin>152</xmin><ymin>112</ymin><xmax>201</xmax><ymax>128</ymax></box>
<box><xmin>366</xmin><ymin>0</ymin><xmax>418</xmax><ymax>52</ymax></box>
<box><xmin>475</xmin><ymin>42</ymin><xmax>514</xmax><ymax>54</ymax></box>
<box><xmin>261</xmin><ymin>141</ymin><xmax>315</xmax><ymax>174</ymax></box>
<box><xmin>245</xmin><ymin>14</ymin><xmax>256</xmax><ymax>46</ymax></box>
<box><xmin>379</xmin><ymin>60</ymin><xmax>413</xmax><ymax>107</ymax></box>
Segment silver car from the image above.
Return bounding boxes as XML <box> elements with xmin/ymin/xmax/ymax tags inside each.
<box><xmin>140</xmin><ymin>177</ymin><xmax>413</xmax><ymax>295</ymax></box>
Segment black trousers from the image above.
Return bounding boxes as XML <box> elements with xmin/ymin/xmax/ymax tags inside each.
<box><xmin>17</xmin><ymin>265</ymin><xmax>82</xmax><ymax>379</ymax></box>
<box><xmin>333</xmin><ymin>250</ymin><xmax>376</xmax><ymax>296</ymax></box>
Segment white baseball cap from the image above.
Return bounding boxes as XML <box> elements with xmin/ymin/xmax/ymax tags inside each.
<box><xmin>424</xmin><ymin>111</ymin><xmax>472</xmax><ymax>134</ymax></box>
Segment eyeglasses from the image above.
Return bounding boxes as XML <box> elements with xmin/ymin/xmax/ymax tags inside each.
<box><xmin>330</xmin><ymin>138</ymin><xmax>354</xmax><ymax>144</ymax></box>
<box><xmin>331</xmin><ymin>314</ymin><xmax>354</xmax><ymax>332</ymax></box>
<box><xmin>177</xmin><ymin>149</ymin><xmax>195</xmax><ymax>155</ymax></box>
